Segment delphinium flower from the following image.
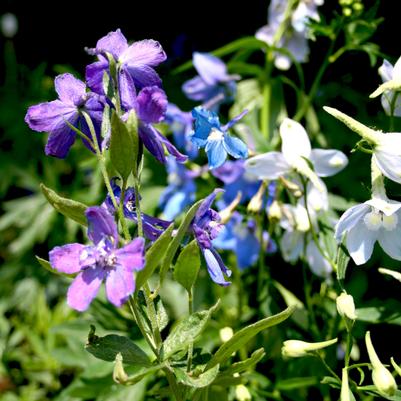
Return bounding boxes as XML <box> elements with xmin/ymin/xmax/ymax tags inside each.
<box><xmin>165</xmin><ymin>103</ymin><xmax>198</xmax><ymax>159</ymax></box>
<box><xmin>256</xmin><ymin>0</ymin><xmax>324</xmax><ymax>70</ymax></box>
<box><xmin>182</xmin><ymin>52</ymin><xmax>239</xmax><ymax>109</ymax></box>
<box><xmin>159</xmin><ymin>157</ymin><xmax>197</xmax><ymax>220</ymax></box>
<box><xmin>49</xmin><ymin>207</ymin><xmax>145</xmax><ymax>311</ymax></box>
<box><xmin>245</xmin><ymin>118</ymin><xmax>348</xmax><ymax>191</ymax></box>
<box><xmin>191</xmin><ymin>189</ymin><xmax>232</xmax><ymax>286</ymax></box>
<box><xmin>86</xmin><ymin>29</ymin><xmax>166</xmax><ymax>99</ymax></box>
<box><xmin>190</xmin><ymin>107</ymin><xmax>248</xmax><ymax>169</ymax></box>
<box><xmin>25</xmin><ymin>73</ymin><xmax>104</xmax><ymax>158</ymax></box>
<box><xmin>103</xmin><ymin>179</ymin><xmax>171</xmax><ymax>241</ymax></box>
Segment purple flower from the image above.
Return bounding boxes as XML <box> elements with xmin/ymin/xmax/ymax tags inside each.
<box><xmin>25</xmin><ymin>73</ymin><xmax>104</xmax><ymax>158</ymax></box>
<box><xmin>49</xmin><ymin>207</ymin><xmax>145</xmax><ymax>311</ymax></box>
<box><xmin>103</xmin><ymin>179</ymin><xmax>171</xmax><ymax>241</ymax></box>
<box><xmin>86</xmin><ymin>29</ymin><xmax>166</xmax><ymax>100</ymax></box>
<box><xmin>191</xmin><ymin>189</ymin><xmax>231</xmax><ymax>286</ymax></box>
<box><xmin>182</xmin><ymin>52</ymin><xmax>238</xmax><ymax>109</ymax></box>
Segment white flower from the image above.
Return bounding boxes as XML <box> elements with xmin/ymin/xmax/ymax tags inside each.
<box><xmin>282</xmin><ymin>337</ymin><xmax>337</xmax><ymax>358</ymax></box>
<box><xmin>336</xmin><ymin>291</ymin><xmax>357</xmax><ymax>320</ymax></box>
<box><xmin>378</xmin><ymin>267</ymin><xmax>401</xmax><ymax>283</ymax></box>
<box><xmin>335</xmin><ymin>195</ymin><xmax>401</xmax><ymax>265</ymax></box>
<box><xmin>245</xmin><ymin>118</ymin><xmax>348</xmax><ymax>191</ymax></box>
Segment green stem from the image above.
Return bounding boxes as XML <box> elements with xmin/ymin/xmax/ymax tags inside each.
<box><xmin>315</xmin><ymin>352</ymin><xmax>341</xmax><ymax>382</ymax></box>
<box><xmin>345</xmin><ymin>329</ymin><xmax>353</xmax><ymax>368</ymax></box>
<box><xmin>119</xmin><ymin>181</ymin><xmax>131</xmax><ymax>242</ymax></box>
<box><xmin>302</xmin><ymin>259</ymin><xmax>319</xmax><ymax>339</ymax></box>
<box><xmin>133</xmin><ymin>177</ymin><xmax>144</xmax><ymax>238</ymax></box>
<box><xmin>164</xmin><ymin>367</ymin><xmax>183</xmax><ymax>401</ymax></box>
<box><xmin>187</xmin><ymin>289</ymin><xmax>194</xmax><ymax>372</ymax></box>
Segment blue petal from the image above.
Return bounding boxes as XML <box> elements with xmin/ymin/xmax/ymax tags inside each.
<box><xmin>206</xmin><ymin>140</ymin><xmax>227</xmax><ymax>169</ymax></box>
<box><xmin>236</xmin><ymin>231</ymin><xmax>260</xmax><ymax>270</ymax></box>
<box><xmin>190</xmin><ymin>107</ymin><xmax>221</xmax><ymax>148</ymax></box>
<box><xmin>202</xmin><ymin>248</ymin><xmax>231</xmax><ymax>286</ymax></box>
<box><xmin>223</xmin><ymin>134</ymin><xmax>248</xmax><ymax>159</ymax></box>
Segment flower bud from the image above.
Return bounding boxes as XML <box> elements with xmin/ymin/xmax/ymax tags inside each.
<box><xmin>247</xmin><ymin>182</ymin><xmax>267</xmax><ymax>213</ymax></box>
<box><xmin>0</xmin><ymin>13</ymin><xmax>18</xmax><ymax>38</ymax></box>
<box><xmin>268</xmin><ymin>200</ymin><xmax>282</xmax><ymax>222</ymax></box>
<box><xmin>219</xmin><ymin>191</ymin><xmax>242</xmax><ymax>223</ymax></box>
<box><xmin>336</xmin><ymin>291</ymin><xmax>357</xmax><ymax>320</ymax></box>
<box><xmin>235</xmin><ymin>384</ymin><xmax>251</xmax><ymax>401</ymax></box>
<box><xmin>281</xmin><ymin>338</ymin><xmax>338</xmax><ymax>358</ymax></box>
<box><xmin>279</xmin><ymin>176</ymin><xmax>302</xmax><ymax>198</ymax></box>
<box><xmin>219</xmin><ymin>327</ymin><xmax>234</xmax><ymax>343</ymax></box>
<box><xmin>378</xmin><ymin>267</ymin><xmax>401</xmax><ymax>283</ymax></box>
<box><xmin>391</xmin><ymin>357</ymin><xmax>401</xmax><ymax>377</ymax></box>
<box><xmin>340</xmin><ymin>368</ymin><xmax>351</xmax><ymax>401</ymax></box>
<box><xmin>113</xmin><ymin>353</ymin><xmax>128</xmax><ymax>384</ymax></box>
<box><xmin>365</xmin><ymin>331</ymin><xmax>397</xmax><ymax>397</ymax></box>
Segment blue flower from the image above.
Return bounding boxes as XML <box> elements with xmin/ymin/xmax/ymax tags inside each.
<box><xmin>159</xmin><ymin>157</ymin><xmax>197</xmax><ymax>220</ymax></box>
<box><xmin>191</xmin><ymin>189</ymin><xmax>231</xmax><ymax>286</ymax></box>
<box><xmin>190</xmin><ymin>107</ymin><xmax>248</xmax><ymax>169</ymax></box>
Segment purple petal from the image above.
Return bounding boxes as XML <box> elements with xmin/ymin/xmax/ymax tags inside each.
<box><xmin>221</xmin><ymin>109</ymin><xmax>248</xmax><ymax>131</ymax></box>
<box><xmin>54</xmin><ymin>73</ymin><xmax>86</xmax><ymax>105</ymax></box>
<box><xmin>137</xmin><ymin>86</ymin><xmax>167</xmax><ymax>124</ymax></box>
<box><xmin>79</xmin><ymin>115</ymin><xmax>102</xmax><ymax>153</ymax></box>
<box><xmin>139</xmin><ymin>125</ymin><xmax>166</xmax><ymax>163</ymax></box>
<box><xmin>25</xmin><ymin>100</ymin><xmax>76</xmax><ymax>132</ymax></box>
<box><xmin>195</xmin><ymin>189</ymin><xmax>224</xmax><ymax>222</ymax></box>
<box><xmin>120</xmin><ymin>39</ymin><xmax>166</xmax><ymax>67</ymax></box>
<box><xmin>202</xmin><ymin>248</ymin><xmax>231</xmax><ymax>286</ymax></box>
<box><xmin>49</xmin><ymin>243</ymin><xmax>86</xmax><ymax>274</ymax></box>
<box><xmin>86</xmin><ymin>206</ymin><xmax>119</xmax><ymax>245</ymax></box>
<box><xmin>115</xmin><ymin>237</ymin><xmax>145</xmax><ymax>272</ymax></box>
<box><xmin>119</xmin><ymin>66</ymin><xmax>137</xmax><ymax>111</ymax></box>
<box><xmin>94</xmin><ymin>29</ymin><xmax>128</xmax><ymax>59</ymax></box>
<box><xmin>105</xmin><ymin>266</ymin><xmax>135</xmax><ymax>307</ymax></box>
<box><xmin>212</xmin><ymin>160</ymin><xmax>245</xmax><ymax>184</ymax></box>
<box><xmin>86</xmin><ymin>58</ymin><xmax>109</xmax><ymax>95</ymax></box>
<box><xmin>67</xmin><ymin>267</ymin><xmax>105</xmax><ymax>311</ymax></box>
<box><xmin>125</xmin><ymin>64</ymin><xmax>163</xmax><ymax>89</ymax></box>
<box><xmin>45</xmin><ymin>124</ymin><xmax>77</xmax><ymax>158</ymax></box>
<box><xmin>182</xmin><ymin>76</ymin><xmax>218</xmax><ymax>102</ymax></box>
<box><xmin>158</xmin><ymin>131</ymin><xmax>188</xmax><ymax>163</ymax></box>
<box><xmin>193</xmin><ymin>52</ymin><xmax>228</xmax><ymax>85</ymax></box>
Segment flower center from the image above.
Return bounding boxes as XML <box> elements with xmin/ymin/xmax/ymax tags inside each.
<box><xmin>105</xmin><ymin>253</ymin><xmax>117</xmax><ymax>267</ymax></box>
<box><xmin>126</xmin><ymin>200</ymin><xmax>136</xmax><ymax>212</ymax></box>
<box><xmin>363</xmin><ymin>211</ymin><xmax>398</xmax><ymax>231</ymax></box>
<box><xmin>207</xmin><ymin>128</ymin><xmax>224</xmax><ymax>142</ymax></box>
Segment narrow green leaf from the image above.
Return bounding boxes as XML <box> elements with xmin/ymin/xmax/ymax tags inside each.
<box><xmin>121</xmin><ymin>364</ymin><xmax>164</xmax><ymax>386</ymax></box>
<box><xmin>217</xmin><ymin>348</ymin><xmax>265</xmax><ymax>378</ymax></box>
<box><xmin>276</xmin><ymin>376</ymin><xmax>319</xmax><ymax>390</ymax></box>
<box><xmin>126</xmin><ymin>110</ymin><xmax>139</xmax><ymax>175</ymax></box>
<box><xmin>336</xmin><ymin>241</ymin><xmax>350</xmax><ymax>281</ymax></box>
<box><xmin>135</xmin><ymin>223</ymin><xmax>174</xmax><ymax>290</ymax></box>
<box><xmin>35</xmin><ymin>256</ymin><xmax>74</xmax><ymax>278</ymax></box>
<box><xmin>173</xmin><ymin>240</ymin><xmax>200</xmax><ymax>292</ymax></box>
<box><xmin>137</xmin><ymin>291</ymin><xmax>169</xmax><ymax>334</ymax></box>
<box><xmin>160</xmin><ymin>199</ymin><xmax>203</xmax><ymax>284</ymax></box>
<box><xmin>205</xmin><ymin>306</ymin><xmax>295</xmax><ymax>369</ymax></box>
<box><xmin>110</xmin><ymin>111</ymin><xmax>135</xmax><ymax>181</ymax></box>
<box><xmin>173</xmin><ymin>364</ymin><xmax>219</xmax><ymax>388</ymax></box>
<box><xmin>40</xmin><ymin>183</ymin><xmax>87</xmax><ymax>226</ymax></box>
<box><xmin>85</xmin><ymin>325</ymin><xmax>151</xmax><ymax>367</ymax></box>
<box><xmin>101</xmin><ymin>103</ymin><xmax>111</xmax><ymax>139</ymax></box>
<box><xmin>162</xmin><ymin>301</ymin><xmax>220</xmax><ymax>360</ymax></box>
<box><xmin>356</xmin><ymin>301</ymin><xmax>401</xmax><ymax>325</ymax></box>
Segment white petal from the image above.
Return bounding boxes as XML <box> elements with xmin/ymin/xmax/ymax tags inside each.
<box><xmin>365</xmin><ymin>197</ymin><xmax>401</xmax><ymax>216</ymax></box>
<box><xmin>335</xmin><ymin>203</ymin><xmax>370</xmax><ymax>242</ymax></box>
<box><xmin>305</xmin><ymin>179</ymin><xmax>328</xmax><ymax>212</ymax></box>
<box><xmin>280</xmin><ymin>230</ymin><xmax>303</xmax><ymax>262</ymax></box>
<box><xmin>378</xmin><ymin>59</ymin><xmax>393</xmax><ymax>82</ymax></box>
<box><xmin>374</xmin><ymin>133</ymin><xmax>401</xmax><ymax>184</ymax></box>
<box><xmin>310</xmin><ymin>149</ymin><xmax>348</xmax><ymax>177</ymax></box>
<box><xmin>245</xmin><ymin>151</ymin><xmax>290</xmax><ymax>179</ymax></box>
<box><xmin>280</xmin><ymin>118</ymin><xmax>311</xmax><ymax>162</ymax></box>
<box><xmin>393</xmin><ymin>55</ymin><xmax>401</xmax><ymax>81</ymax></box>
<box><xmin>306</xmin><ymin>241</ymin><xmax>332</xmax><ymax>277</ymax></box>
<box><xmin>346</xmin><ymin>220</ymin><xmax>377</xmax><ymax>265</ymax></box>
<box><xmin>377</xmin><ymin>209</ymin><xmax>401</xmax><ymax>260</ymax></box>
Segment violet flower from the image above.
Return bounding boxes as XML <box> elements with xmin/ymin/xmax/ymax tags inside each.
<box><xmin>182</xmin><ymin>52</ymin><xmax>238</xmax><ymax>108</ymax></box>
<box><xmin>49</xmin><ymin>207</ymin><xmax>145</xmax><ymax>311</ymax></box>
<box><xmin>25</xmin><ymin>73</ymin><xmax>104</xmax><ymax>158</ymax></box>
<box><xmin>191</xmin><ymin>189</ymin><xmax>232</xmax><ymax>286</ymax></box>
<box><xmin>103</xmin><ymin>179</ymin><xmax>171</xmax><ymax>241</ymax></box>
<box><xmin>86</xmin><ymin>29</ymin><xmax>166</xmax><ymax>99</ymax></box>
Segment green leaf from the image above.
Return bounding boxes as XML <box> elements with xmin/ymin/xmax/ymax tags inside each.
<box><xmin>35</xmin><ymin>256</ymin><xmax>74</xmax><ymax>278</ymax></box>
<box><xmin>159</xmin><ymin>199</ymin><xmax>204</xmax><ymax>284</ymax></box>
<box><xmin>110</xmin><ymin>111</ymin><xmax>136</xmax><ymax>181</ymax></box>
<box><xmin>136</xmin><ymin>223</ymin><xmax>174</xmax><ymax>290</ymax></box>
<box><xmin>120</xmin><ymin>364</ymin><xmax>164</xmax><ymax>386</ymax></box>
<box><xmin>205</xmin><ymin>306</ymin><xmax>294</xmax><ymax>369</ymax></box>
<box><xmin>101</xmin><ymin>103</ymin><xmax>111</xmax><ymax>139</ymax></box>
<box><xmin>162</xmin><ymin>301</ymin><xmax>220</xmax><ymax>360</ymax></box>
<box><xmin>137</xmin><ymin>291</ymin><xmax>169</xmax><ymax>334</ymax></box>
<box><xmin>328</xmin><ymin>194</ymin><xmax>357</xmax><ymax>211</ymax></box>
<box><xmin>336</xmin><ymin>242</ymin><xmax>350</xmax><ymax>281</ymax></box>
<box><xmin>356</xmin><ymin>300</ymin><xmax>401</xmax><ymax>325</ymax></box>
<box><xmin>276</xmin><ymin>376</ymin><xmax>319</xmax><ymax>390</ymax></box>
<box><xmin>40</xmin><ymin>183</ymin><xmax>88</xmax><ymax>226</ymax></box>
<box><xmin>173</xmin><ymin>240</ymin><xmax>200</xmax><ymax>292</ymax></box>
<box><xmin>85</xmin><ymin>325</ymin><xmax>151</xmax><ymax>367</ymax></box>
<box><xmin>173</xmin><ymin>364</ymin><xmax>219</xmax><ymax>388</ymax></box>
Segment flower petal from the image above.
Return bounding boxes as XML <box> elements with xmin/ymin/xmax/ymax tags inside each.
<box><xmin>223</xmin><ymin>134</ymin><xmax>248</xmax><ymax>159</ymax></box>
<box><xmin>245</xmin><ymin>151</ymin><xmax>290</xmax><ymax>179</ymax></box>
<box><xmin>280</xmin><ymin>230</ymin><xmax>303</xmax><ymax>262</ymax></box>
<box><xmin>49</xmin><ymin>243</ymin><xmax>86</xmax><ymax>274</ymax></box>
<box><xmin>45</xmin><ymin>124</ymin><xmax>77</xmax><ymax>158</ymax></box>
<box><xmin>136</xmin><ymin>86</ymin><xmax>167</xmax><ymax>124</ymax></box>
<box><xmin>309</xmin><ymin>149</ymin><xmax>348</xmax><ymax>177</ymax></box>
<box><xmin>190</xmin><ymin>107</ymin><xmax>221</xmax><ymax>147</ymax></box>
<box><xmin>280</xmin><ymin>118</ymin><xmax>311</xmax><ymax>162</ymax></box>
<box><xmin>374</xmin><ymin>134</ymin><xmax>401</xmax><ymax>184</ymax></box>
<box><xmin>346</xmin><ymin>220</ymin><xmax>377</xmax><ymax>265</ymax></box>
<box><xmin>221</xmin><ymin>109</ymin><xmax>248</xmax><ymax>131</ymax></box>
<box><xmin>67</xmin><ymin>268</ymin><xmax>105</xmax><ymax>311</ymax></box>
<box><xmin>193</xmin><ymin>52</ymin><xmax>228</xmax><ymax>85</ymax></box>
<box><xmin>235</xmin><ymin>230</ymin><xmax>260</xmax><ymax>270</ymax></box>
<box><xmin>54</xmin><ymin>73</ymin><xmax>86</xmax><ymax>105</ymax></box>
<box><xmin>365</xmin><ymin>197</ymin><xmax>401</xmax><ymax>216</ymax></box>
<box><xmin>115</xmin><ymin>237</ymin><xmax>145</xmax><ymax>272</ymax></box>
<box><xmin>306</xmin><ymin>241</ymin><xmax>332</xmax><ymax>277</ymax></box>
<box><xmin>105</xmin><ymin>267</ymin><xmax>135</xmax><ymax>307</ymax></box>
<box><xmin>94</xmin><ymin>29</ymin><xmax>128</xmax><ymax>59</ymax></box>
<box><xmin>379</xmin><ymin>59</ymin><xmax>394</xmax><ymax>82</ymax></box>
<box><xmin>139</xmin><ymin>125</ymin><xmax>166</xmax><ymax>163</ymax></box>
<box><xmin>378</xmin><ymin>227</ymin><xmax>401</xmax><ymax>261</ymax></box>
<box><xmin>86</xmin><ymin>206</ymin><xmax>118</xmax><ymax>245</ymax></box>
<box><xmin>205</xmin><ymin>139</ymin><xmax>227</xmax><ymax>169</ymax></box>
<box><xmin>182</xmin><ymin>76</ymin><xmax>217</xmax><ymax>101</ymax></box>
<box><xmin>118</xmin><ymin>66</ymin><xmax>137</xmax><ymax>111</ymax></box>
<box><xmin>393</xmin><ymin>55</ymin><xmax>401</xmax><ymax>81</ymax></box>
<box><xmin>335</xmin><ymin>203</ymin><xmax>369</xmax><ymax>241</ymax></box>
<box><xmin>125</xmin><ymin>64</ymin><xmax>162</xmax><ymax>89</ymax></box>
<box><xmin>120</xmin><ymin>39</ymin><xmax>166</xmax><ymax>67</ymax></box>
<box><xmin>85</xmin><ymin>58</ymin><xmax>109</xmax><ymax>95</ymax></box>
<box><xmin>202</xmin><ymin>248</ymin><xmax>231</xmax><ymax>286</ymax></box>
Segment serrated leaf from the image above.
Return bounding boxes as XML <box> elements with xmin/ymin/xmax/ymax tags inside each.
<box><xmin>85</xmin><ymin>325</ymin><xmax>151</xmax><ymax>367</ymax></box>
<box><xmin>160</xmin><ymin>199</ymin><xmax>203</xmax><ymax>284</ymax></box>
<box><xmin>110</xmin><ymin>111</ymin><xmax>136</xmax><ymax>181</ymax></box>
<box><xmin>205</xmin><ymin>306</ymin><xmax>294</xmax><ymax>370</ymax></box>
<box><xmin>173</xmin><ymin>364</ymin><xmax>219</xmax><ymax>388</ymax></box>
<box><xmin>162</xmin><ymin>301</ymin><xmax>220</xmax><ymax>360</ymax></box>
<box><xmin>174</xmin><ymin>240</ymin><xmax>200</xmax><ymax>292</ymax></box>
<box><xmin>136</xmin><ymin>223</ymin><xmax>174</xmax><ymax>290</ymax></box>
<box><xmin>35</xmin><ymin>256</ymin><xmax>74</xmax><ymax>278</ymax></box>
<box><xmin>40</xmin><ymin>183</ymin><xmax>88</xmax><ymax>226</ymax></box>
